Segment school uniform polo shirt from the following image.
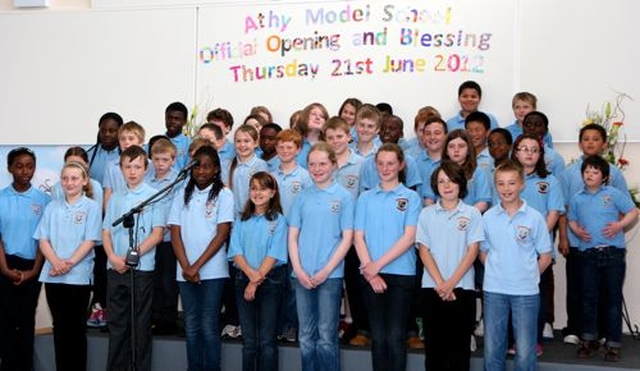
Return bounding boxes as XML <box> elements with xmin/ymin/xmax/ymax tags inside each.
<box><xmin>103</xmin><ymin>159</ymin><xmax>127</xmax><ymax>194</ymax></box>
<box><xmin>446</xmin><ymin>112</ymin><xmax>499</xmax><ymax>132</ymax></box>
<box><xmin>416</xmin><ymin>200</ymin><xmax>484</xmax><ymax>289</ymax></box>
<box><xmin>231</xmin><ymin>154</ymin><xmax>269</xmax><ymax>217</ymax></box>
<box><xmin>415</xmin><ymin>151</ymin><xmax>441</xmax><ymax>202</ymax></box>
<box><xmin>543</xmin><ymin>145</ymin><xmax>566</xmax><ymax>177</ymax></box>
<box><xmin>359</xmin><ymin>153</ymin><xmax>422</xmax><ymax>193</ymax></box>
<box><xmin>88</xmin><ymin>146</ymin><xmax>120</xmax><ymax>184</ymax></box>
<box><xmin>52</xmin><ymin>178</ymin><xmax>104</xmax><ymax>212</ymax></box>
<box><xmin>228</xmin><ymin>214</ymin><xmax>288</xmax><ymax>269</ymax></box>
<box><xmin>354</xmin><ymin>184</ymin><xmax>421</xmax><ymax>275</ymax></box>
<box><xmin>0</xmin><ymin>185</ymin><xmax>50</xmax><ymax>259</ymax></box>
<box><xmin>168</xmin><ymin>186</ymin><xmax>234</xmax><ymax>281</ymax></box>
<box><xmin>476</xmin><ymin>147</ymin><xmax>494</xmax><ymax>173</ymax></box>
<box><xmin>218</xmin><ymin>140</ymin><xmax>236</xmax><ymax>163</ymax></box>
<box><xmin>463</xmin><ymin>167</ymin><xmax>493</xmax><ymax>207</ymax></box>
<box><xmin>272</xmin><ymin>165</ymin><xmax>312</xmax><ymax>218</ymax></box>
<box><xmin>289</xmin><ymin>182</ymin><xmax>354</xmax><ymax>279</ymax></box>
<box><xmin>568</xmin><ymin>185</ymin><xmax>635</xmax><ymax>251</ymax></box>
<box><xmin>34</xmin><ymin>196</ymin><xmax>102</xmax><ymax>284</ymax></box>
<box><xmin>481</xmin><ymin>201</ymin><xmax>551</xmax><ymax>295</ymax></box>
<box><xmin>335</xmin><ymin>151</ymin><xmax>365</xmax><ymax>200</ymax></box>
<box><xmin>103</xmin><ymin>182</ymin><xmax>166</xmax><ymax>272</ymax></box>
<box><xmin>169</xmin><ymin>133</ymin><xmax>191</xmax><ymax>171</ymax></box>
<box><xmin>265</xmin><ymin>156</ymin><xmax>281</xmax><ymax>173</ymax></box>
<box><xmin>505</xmin><ymin>121</ymin><xmax>554</xmax><ymax>148</ymax></box>
<box><xmin>145</xmin><ymin>168</ymin><xmax>180</xmax><ymax>242</ymax></box>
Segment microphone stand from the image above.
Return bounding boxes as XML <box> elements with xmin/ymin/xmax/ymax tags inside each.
<box><xmin>111</xmin><ymin>168</ymin><xmax>189</xmax><ymax>371</ymax></box>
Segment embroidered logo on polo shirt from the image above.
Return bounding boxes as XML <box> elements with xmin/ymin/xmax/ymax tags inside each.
<box><xmin>602</xmin><ymin>194</ymin><xmax>612</xmax><ymax>206</ymax></box>
<box><xmin>396</xmin><ymin>197</ymin><xmax>408</xmax><ymax>212</ymax></box>
<box><xmin>290</xmin><ymin>181</ymin><xmax>302</xmax><ymax>194</ymax></box>
<box><xmin>516</xmin><ymin>225</ymin><xmax>531</xmax><ymax>243</ymax></box>
<box><xmin>74</xmin><ymin>211</ymin><xmax>86</xmax><ymax>224</ymax></box>
<box><xmin>31</xmin><ymin>204</ymin><xmax>42</xmax><ymax>216</ymax></box>
<box><xmin>205</xmin><ymin>201</ymin><xmax>216</xmax><ymax>218</ymax></box>
<box><xmin>329</xmin><ymin>201</ymin><xmax>341</xmax><ymax>214</ymax></box>
<box><xmin>536</xmin><ymin>181</ymin><xmax>549</xmax><ymax>194</ymax></box>
<box><xmin>268</xmin><ymin>220</ymin><xmax>278</xmax><ymax>235</ymax></box>
<box><xmin>346</xmin><ymin>175</ymin><xmax>358</xmax><ymax>189</ymax></box>
<box><xmin>457</xmin><ymin>216</ymin><xmax>470</xmax><ymax>231</ymax></box>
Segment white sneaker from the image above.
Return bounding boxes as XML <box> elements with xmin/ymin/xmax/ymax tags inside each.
<box><xmin>563</xmin><ymin>334</ymin><xmax>580</xmax><ymax>345</ymax></box>
<box><xmin>543</xmin><ymin>323</ymin><xmax>554</xmax><ymax>339</ymax></box>
<box><xmin>474</xmin><ymin>319</ymin><xmax>484</xmax><ymax>337</ymax></box>
<box><xmin>221</xmin><ymin>325</ymin><xmax>242</xmax><ymax>339</ymax></box>
<box><xmin>470</xmin><ymin>335</ymin><xmax>477</xmax><ymax>352</ymax></box>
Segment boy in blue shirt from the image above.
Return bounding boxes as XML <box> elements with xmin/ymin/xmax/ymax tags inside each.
<box><xmin>445</xmin><ymin>80</ymin><xmax>499</xmax><ymax>132</ymax></box>
<box><xmin>103</xmin><ymin>145</ymin><xmax>165</xmax><ymax>371</ymax></box>
<box><xmin>207</xmin><ymin>108</ymin><xmax>237</xmax><ymax>162</ymax></box>
<box><xmin>481</xmin><ymin>160</ymin><xmax>552</xmax><ymax>371</ymax></box>
<box><xmin>164</xmin><ymin>102</ymin><xmax>191</xmax><ymax>171</ymax></box>
<box><xmin>567</xmin><ymin>155</ymin><xmax>638</xmax><ymax>362</ymax></box>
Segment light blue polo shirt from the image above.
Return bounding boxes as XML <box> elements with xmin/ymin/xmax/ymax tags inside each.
<box><xmin>415</xmin><ymin>151</ymin><xmax>441</xmax><ymax>202</ymax></box>
<box><xmin>416</xmin><ymin>200</ymin><xmax>484</xmax><ymax>289</ymax></box>
<box><xmin>228</xmin><ymin>214</ymin><xmax>288</xmax><ymax>269</ymax></box>
<box><xmin>272</xmin><ymin>164</ymin><xmax>313</xmax><ymax>218</ymax></box>
<box><xmin>504</xmin><ymin>121</ymin><xmax>554</xmax><ymax>148</ymax></box>
<box><xmin>521</xmin><ymin>173</ymin><xmax>565</xmax><ymax>217</ymax></box>
<box><xmin>464</xmin><ymin>167</ymin><xmax>493</xmax><ymax>207</ymax></box>
<box><xmin>476</xmin><ymin>147</ymin><xmax>494</xmax><ymax>173</ymax></box>
<box><xmin>544</xmin><ymin>145</ymin><xmax>565</xmax><ymax>176</ymax></box>
<box><xmin>88</xmin><ymin>146</ymin><xmax>120</xmax><ymax>185</ymax></box>
<box><xmin>168</xmin><ymin>186</ymin><xmax>234</xmax><ymax>281</ymax></box>
<box><xmin>102</xmin><ymin>159</ymin><xmax>127</xmax><ymax>194</ymax></box>
<box><xmin>103</xmin><ymin>182</ymin><xmax>166</xmax><ymax>272</ymax></box>
<box><xmin>559</xmin><ymin>158</ymin><xmax>629</xmax><ymax>247</ymax></box>
<box><xmin>169</xmin><ymin>133</ymin><xmax>191</xmax><ymax>171</ymax></box>
<box><xmin>230</xmin><ymin>154</ymin><xmax>269</xmax><ymax>217</ymax></box>
<box><xmin>52</xmin><ymin>178</ymin><xmax>104</xmax><ymax>213</ymax></box>
<box><xmin>349</xmin><ymin>140</ymin><xmax>380</xmax><ymax>159</ymax></box>
<box><xmin>145</xmin><ymin>167</ymin><xmax>181</xmax><ymax>242</ymax></box>
<box><xmin>295</xmin><ymin>138</ymin><xmax>312</xmax><ymax>169</ymax></box>
<box><xmin>289</xmin><ymin>182</ymin><xmax>355</xmax><ymax>279</ymax></box>
<box><xmin>0</xmin><ymin>185</ymin><xmax>50</xmax><ymax>260</ymax></box>
<box><xmin>34</xmin><ymin>196</ymin><xmax>102</xmax><ymax>285</ymax></box>
<box><xmin>218</xmin><ymin>140</ymin><xmax>236</xmax><ymax>163</ymax></box>
<box><xmin>265</xmin><ymin>156</ymin><xmax>281</xmax><ymax>173</ymax></box>
<box><xmin>568</xmin><ymin>185</ymin><xmax>635</xmax><ymax>251</ymax></box>
<box><xmin>354</xmin><ymin>184</ymin><xmax>421</xmax><ymax>275</ymax></box>
<box><xmin>336</xmin><ymin>151</ymin><xmax>365</xmax><ymax>200</ymax></box>
<box><xmin>446</xmin><ymin>111</ymin><xmax>499</xmax><ymax>132</ymax></box>
<box><xmin>481</xmin><ymin>201</ymin><xmax>551</xmax><ymax>295</ymax></box>
<box><xmin>359</xmin><ymin>153</ymin><xmax>422</xmax><ymax>193</ymax></box>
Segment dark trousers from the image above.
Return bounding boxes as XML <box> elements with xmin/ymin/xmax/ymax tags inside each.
<box><xmin>90</xmin><ymin>245</ymin><xmax>108</xmax><ymax>307</ymax></box>
<box><xmin>343</xmin><ymin>247</ymin><xmax>369</xmax><ymax>338</ymax></box>
<box><xmin>221</xmin><ymin>262</ymin><xmax>239</xmax><ymax>327</ymax></box>
<box><xmin>422</xmin><ymin>288</ymin><xmax>476</xmax><ymax>371</ymax></box>
<box><xmin>106</xmin><ymin>269</ymin><xmax>154</xmax><ymax>371</ymax></box>
<box><xmin>362</xmin><ymin>274</ymin><xmax>414</xmax><ymax>371</ymax></box>
<box><xmin>564</xmin><ymin>247</ymin><xmax>583</xmax><ymax>336</ymax></box>
<box><xmin>151</xmin><ymin>241</ymin><xmax>178</xmax><ymax>326</ymax></box>
<box><xmin>45</xmin><ymin>283</ymin><xmax>91</xmax><ymax>371</ymax></box>
<box><xmin>0</xmin><ymin>255</ymin><xmax>41</xmax><ymax>371</ymax></box>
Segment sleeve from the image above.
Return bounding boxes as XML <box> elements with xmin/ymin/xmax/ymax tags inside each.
<box><xmin>353</xmin><ymin>193</ymin><xmax>367</xmax><ymax>232</ymax></box>
<box><xmin>405</xmin><ymin>190</ymin><xmax>421</xmax><ymax>227</ymax></box>
<box><xmin>547</xmin><ymin>176</ymin><xmax>566</xmax><ymax>213</ymax></box>
<box><xmin>467</xmin><ymin>208</ymin><xmax>485</xmax><ymax>245</ymax></box>
<box><xmin>613</xmin><ymin>187</ymin><xmax>636</xmax><ymax>214</ymax></box>
<box><xmin>167</xmin><ymin>189</ymin><xmax>184</xmax><ymax>226</ymax></box>
<box><xmin>480</xmin><ymin>214</ymin><xmax>491</xmax><ymax>252</ymax></box>
<box><xmin>472</xmin><ymin>168</ymin><xmax>493</xmax><ymax>203</ymax></box>
<box><xmin>534</xmin><ymin>212</ymin><xmax>552</xmax><ymax>254</ymax></box>
<box><xmin>102</xmin><ymin>164</ymin><xmax>113</xmax><ymax>190</ymax></box>
<box><xmin>611</xmin><ymin>167</ymin><xmax>630</xmax><ymax>194</ymax></box>
<box><xmin>415</xmin><ymin>209</ymin><xmax>430</xmax><ymax>247</ymax></box>
<box><xmin>85</xmin><ymin>201</ymin><xmax>103</xmax><ymax>241</ymax></box>
<box><xmin>567</xmin><ymin>195</ymin><xmax>579</xmax><ymax>222</ymax></box>
<box><xmin>103</xmin><ymin>196</ymin><xmax>116</xmax><ymax>231</ymax></box>
<box><xmin>266</xmin><ymin>216</ymin><xmax>289</xmax><ymax>264</ymax></box>
<box><xmin>404</xmin><ymin>156</ymin><xmax>423</xmax><ymax>189</ymax></box>
<box><xmin>217</xmin><ymin>189</ymin><xmax>235</xmax><ymax>224</ymax></box>
<box><xmin>227</xmin><ymin>217</ymin><xmax>242</xmax><ymax>260</ymax></box>
<box><xmin>288</xmin><ymin>194</ymin><xmax>303</xmax><ymax>229</ymax></box>
<box><xmin>340</xmin><ymin>192</ymin><xmax>355</xmax><ymax>231</ymax></box>
<box><xmin>33</xmin><ymin>203</ymin><xmax>53</xmax><ymax>240</ymax></box>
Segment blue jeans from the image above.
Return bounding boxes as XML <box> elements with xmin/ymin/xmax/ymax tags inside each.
<box><xmin>235</xmin><ymin>266</ymin><xmax>286</xmax><ymax>371</ymax></box>
<box><xmin>484</xmin><ymin>291</ymin><xmax>539</xmax><ymax>371</ymax></box>
<box><xmin>179</xmin><ymin>278</ymin><xmax>226</xmax><ymax>371</ymax></box>
<box><xmin>580</xmin><ymin>247</ymin><xmax>625</xmax><ymax>347</ymax></box>
<box><xmin>295</xmin><ymin>277</ymin><xmax>342</xmax><ymax>371</ymax></box>
<box><xmin>362</xmin><ymin>274</ymin><xmax>414</xmax><ymax>371</ymax></box>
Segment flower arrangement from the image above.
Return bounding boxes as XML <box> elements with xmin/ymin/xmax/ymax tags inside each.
<box><xmin>581</xmin><ymin>92</ymin><xmax>639</xmax><ymax>207</ymax></box>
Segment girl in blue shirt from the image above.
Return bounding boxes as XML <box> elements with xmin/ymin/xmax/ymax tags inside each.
<box><xmin>169</xmin><ymin>145</ymin><xmax>234</xmax><ymax>371</ymax></box>
<box><xmin>0</xmin><ymin>147</ymin><xmax>50</xmax><ymax>371</ymax></box>
<box><xmin>354</xmin><ymin>143</ymin><xmax>421</xmax><ymax>371</ymax></box>
<box><xmin>289</xmin><ymin>142</ymin><xmax>354</xmax><ymax>371</ymax></box>
<box><xmin>87</xmin><ymin>112</ymin><xmax>123</xmax><ymax>185</ymax></box>
<box><xmin>35</xmin><ymin>161</ymin><xmax>102</xmax><ymax>371</ymax></box>
<box><xmin>229</xmin><ymin>171</ymin><xmax>288</xmax><ymax>371</ymax></box>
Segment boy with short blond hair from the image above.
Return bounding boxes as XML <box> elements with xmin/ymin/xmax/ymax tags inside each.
<box><xmin>350</xmin><ymin>104</ymin><xmax>382</xmax><ymax>158</ymax></box>
<box><xmin>103</xmin><ymin>121</ymin><xmax>146</xmax><ymax>208</ymax></box>
<box><xmin>505</xmin><ymin>92</ymin><xmax>554</xmax><ymax>148</ymax></box>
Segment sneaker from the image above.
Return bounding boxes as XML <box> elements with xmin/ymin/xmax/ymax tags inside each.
<box><xmin>221</xmin><ymin>325</ymin><xmax>242</xmax><ymax>339</ymax></box>
<box><xmin>543</xmin><ymin>323</ymin><xmax>554</xmax><ymax>339</ymax></box>
<box><xmin>563</xmin><ymin>334</ymin><xmax>580</xmax><ymax>345</ymax></box>
<box><xmin>283</xmin><ymin>327</ymin><xmax>297</xmax><ymax>343</ymax></box>
<box><xmin>87</xmin><ymin>304</ymin><xmax>107</xmax><ymax>328</ymax></box>
<box><xmin>577</xmin><ymin>340</ymin><xmax>599</xmax><ymax>358</ymax></box>
<box><xmin>470</xmin><ymin>335</ymin><xmax>477</xmax><ymax>352</ymax></box>
<box><xmin>604</xmin><ymin>347</ymin><xmax>620</xmax><ymax>362</ymax></box>
<box><xmin>408</xmin><ymin>335</ymin><xmax>424</xmax><ymax>349</ymax></box>
<box><xmin>348</xmin><ymin>334</ymin><xmax>370</xmax><ymax>347</ymax></box>
<box><xmin>536</xmin><ymin>344</ymin><xmax>544</xmax><ymax>357</ymax></box>
<box><xmin>474</xmin><ymin>319</ymin><xmax>484</xmax><ymax>337</ymax></box>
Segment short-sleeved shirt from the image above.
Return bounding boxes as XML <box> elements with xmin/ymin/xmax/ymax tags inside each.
<box><xmin>349</xmin><ymin>140</ymin><xmax>380</xmax><ymax>159</ymax></box>
<box><xmin>359</xmin><ymin>153</ymin><xmax>422</xmax><ymax>193</ymax></box>
<box><xmin>464</xmin><ymin>167</ymin><xmax>493</xmax><ymax>207</ymax></box>
<box><xmin>289</xmin><ymin>182</ymin><xmax>355</xmax><ymax>279</ymax></box>
<box><xmin>265</xmin><ymin>156</ymin><xmax>281</xmax><ymax>173</ymax></box>
<box><xmin>168</xmin><ymin>133</ymin><xmax>191</xmax><ymax>171</ymax></box>
<box><xmin>272</xmin><ymin>164</ymin><xmax>313</xmax><ymax>218</ymax></box>
<box><xmin>544</xmin><ymin>145</ymin><xmax>565</xmax><ymax>177</ymax></box>
<box><xmin>336</xmin><ymin>151</ymin><xmax>365</xmax><ymax>200</ymax></box>
<box><xmin>0</xmin><ymin>185</ymin><xmax>50</xmax><ymax>260</ymax></box>
<box><xmin>87</xmin><ymin>146</ymin><xmax>120</xmax><ymax>185</ymax></box>
<box><xmin>168</xmin><ymin>186</ymin><xmax>234</xmax><ymax>280</ymax></box>
<box><xmin>505</xmin><ymin>121</ymin><xmax>554</xmax><ymax>148</ymax></box>
<box><xmin>218</xmin><ymin>140</ymin><xmax>236</xmax><ymax>163</ymax></box>
<box><xmin>476</xmin><ymin>147</ymin><xmax>494</xmax><ymax>173</ymax></box>
<box><xmin>568</xmin><ymin>185</ymin><xmax>636</xmax><ymax>251</ymax></box>
<box><xmin>481</xmin><ymin>201</ymin><xmax>551</xmax><ymax>295</ymax></box>
<box><xmin>446</xmin><ymin>111</ymin><xmax>499</xmax><ymax>132</ymax></box>
<box><xmin>229</xmin><ymin>154</ymin><xmax>269</xmax><ymax>217</ymax></box>
<box><xmin>103</xmin><ymin>182</ymin><xmax>166</xmax><ymax>271</ymax></box>
<box><xmin>228</xmin><ymin>213</ymin><xmax>288</xmax><ymax>269</ymax></box>
<box><xmin>34</xmin><ymin>196</ymin><xmax>102</xmax><ymax>284</ymax></box>
<box><xmin>145</xmin><ymin>168</ymin><xmax>181</xmax><ymax>242</ymax></box>
<box><xmin>52</xmin><ymin>178</ymin><xmax>104</xmax><ymax>214</ymax></box>
<box><xmin>295</xmin><ymin>139</ymin><xmax>312</xmax><ymax>169</ymax></box>
<box><xmin>416</xmin><ymin>200</ymin><xmax>484</xmax><ymax>289</ymax></box>
<box><xmin>415</xmin><ymin>151</ymin><xmax>441</xmax><ymax>202</ymax></box>
<box><xmin>354</xmin><ymin>184</ymin><xmax>421</xmax><ymax>275</ymax></box>
<box><xmin>102</xmin><ymin>159</ymin><xmax>127</xmax><ymax>193</ymax></box>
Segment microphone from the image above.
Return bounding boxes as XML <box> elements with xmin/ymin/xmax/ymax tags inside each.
<box><xmin>180</xmin><ymin>158</ymin><xmax>200</xmax><ymax>174</ymax></box>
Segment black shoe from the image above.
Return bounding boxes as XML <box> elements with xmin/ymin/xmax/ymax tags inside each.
<box><xmin>604</xmin><ymin>347</ymin><xmax>620</xmax><ymax>362</ymax></box>
<box><xmin>577</xmin><ymin>340</ymin><xmax>599</xmax><ymax>358</ymax></box>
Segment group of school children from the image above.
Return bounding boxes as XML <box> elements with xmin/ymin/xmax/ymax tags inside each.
<box><xmin>0</xmin><ymin>80</ymin><xmax>637</xmax><ymax>371</ymax></box>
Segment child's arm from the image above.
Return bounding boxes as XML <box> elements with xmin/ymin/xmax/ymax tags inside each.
<box><xmin>568</xmin><ymin>220</ymin><xmax>591</xmax><ymax>242</ymax></box>
<box><xmin>473</xmin><ymin>201</ymin><xmax>489</xmax><ymax>213</ymax></box>
<box><xmin>418</xmin><ymin>243</ymin><xmax>444</xmax><ymax>288</ymax></box>
<box><xmin>360</xmin><ymin>226</ymin><xmax>416</xmax><ymax>280</ymax></box>
<box><xmin>288</xmin><ymin>226</ymin><xmax>313</xmax><ymax>289</ymax></box>
<box><xmin>170</xmin><ymin>224</ymin><xmax>196</xmax><ymax>282</ymax></box>
<box><xmin>190</xmin><ymin>222</ymin><xmax>231</xmax><ymax>275</ymax></box>
<box><xmin>538</xmin><ymin>252</ymin><xmax>552</xmax><ymax>273</ymax></box>
<box><xmin>546</xmin><ymin>210</ymin><xmax>560</xmax><ymax>232</ymax></box>
<box><xmin>234</xmin><ymin>255</ymin><xmax>278</xmax><ymax>301</ymax></box>
<box><xmin>103</xmin><ymin>188</ymin><xmax>112</xmax><ymax>212</ymax></box>
<box><xmin>354</xmin><ymin>231</ymin><xmax>387</xmax><ymax>293</ymax></box>
<box><xmin>102</xmin><ymin>228</ymin><xmax>129</xmax><ymax>274</ymax></box>
<box><xmin>66</xmin><ymin>239</ymin><xmax>96</xmax><ymax>269</ymax></box>
<box><xmin>39</xmin><ymin>239</ymin><xmax>68</xmax><ymax>276</ymax></box>
<box><xmin>557</xmin><ymin>214</ymin><xmax>570</xmax><ymax>256</ymax></box>
<box><xmin>436</xmin><ymin>242</ymin><xmax>479</xmax><ymax>301</ymax></box>
<box><xmin>137</xmin><ymin>226</ymin><xmax>164</xmax><ymax>257</ymax></box>
<box><xmin>0</xmin><ymin>241</ymin><xmax>21</xmax><ymax>282</ymax></box>
<box><xmin>604</xmin><ymin>207</ymin><xmax>639</xmax><ymax>238</ymax></box>
<box><xmin>16</xmin><ymin>249</ymin><xmax>44</xmax><ymax>285</ymax></box>
<box><xmin>311</xmin><ymin>229</ymin><xmax>353</xmax><ymax>287</ymax></box>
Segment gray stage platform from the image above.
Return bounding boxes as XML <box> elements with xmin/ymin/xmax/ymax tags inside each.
<box><xmin>34</xmin><ymin>331</ymin><xmax>639</xmax><ymax>371</ymax></box>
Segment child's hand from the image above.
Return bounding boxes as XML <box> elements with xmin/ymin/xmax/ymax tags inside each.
<box><xmin>110</xmin><ymin>256</ymin><xmax>130</xmax><ymax>274</ymax></box>
<box><xmin>1</xmin><ymin>267</ymin><xmax>22</xmax><ymax>282</ymax></box>
<box><xmin>574</xmin><ymin>225</ymin><xmax>591</xmax><ymax>242</ymax></box>
<box><xmin>49</xmin><ymin>257</ymin><xmax>69</xmax><ymax>276</ymax></box>
<box><xmin>435</xmin><ymin>280</ymin><xmax>455</xmax><ymax>301</ymax></box>
<box><xmin>602</xmin><ymin>221</ymin><xmax>622</xmax><ymax>238</ymax></box>
<box><xmin>182</xmin><ymin>265</ymin><xmax>200</xmax><ymax>283</ymax></box>
<box><xmin>295</xmin><ymin>270</ymin><xmax>314</xmax><ymax>290</ymax></box>
<box><xmin>247</xmin><ymin>269</ymin><xmax>265</xmax><ymax>286</ymax></box>
<box><xmin>367</xmin><ymin>275</ymin><xmax>387</xmax><ymax>294</ymax></box>
<box><xmin>244</xmin><ymin>283</ymin><xmax>257</xmax><ymax>301</ymax></box>
<box><xmin>15</xmin><ymin>269</ymin><xmax>38</xmax><ymax>285</ymax></box>
<box><xmin>359</xmin><ymin>261</ymin><xmax>381</xmax><ymax>282</ymax></box>
<box><xmin>310</xmin><ymin>270</ymin><xmax>329</xmax><ymax>288</ymax></box>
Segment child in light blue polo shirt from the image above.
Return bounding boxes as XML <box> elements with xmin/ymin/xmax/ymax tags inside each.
<box><xmin>164</xmin><ymin>102</ymin><xmax>191</xmax><ymax>170</ymax></box>
<box><xmin>417</xmin><ymin>117</ymin><xmax>448</xmax><ymax>205</ymax></box>
<box><xmin>87</xmin><ymin>112</ymin><xmax>123</xmax><ymax>185</ymax></box>
<box><xmin>568</xmin><ymin>155</ymin><xmax>637</xmax><ymax>361</ymax></box>
<box><xmin>272</xmin><ymin>130</ymin><xmax>313</xmax><ymax>219</ymax></box>
<box><xmin>35</xmin><ymin>161</ymin><xmax>102</xmax><ymax>371</ymax></box>
<box><xmin>481</xmin><ymin>160</ymin><xmax>552</xmax><ymax>371</ymax></box>
<box><xmin>289</xmin><ymin>142</ymin><xmax>354</xmax><ymax>371</ymax></box>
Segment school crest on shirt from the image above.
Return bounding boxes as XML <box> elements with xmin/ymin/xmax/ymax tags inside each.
<box><xmin>290</xmin><ymin>181</ymin><xmax>302</xmax><ymax>194</ymax></box>
<box><xmin>329</xmin><ymin>201</ymin><xmax>341</xmax><ymax>214</ymax></box>
<box><xmin>345</xmin><ymin>175</ymin><xmax>358</xmax><ymax>189</ymax></box>
<box><xmin>268</xmin><ymin>220</ymin><xmax>278</xmax><ymax>235</ymax></box>
<box><xmin>204</xmin><ymin>201</ymin><xmax>216</xmax><ymax>218</ymax></box>
<box><xmin>536</xmin><ymin>181</ymin><xmax>549</xmax><ymax>194</ymax></box>
<box><xmin>395</xmin><ymin>197</ymin><xmax>408</xmax><ymax>212</ymax></box>
<box><xmin>74</xmin><ymin>211</ymin><xmax>87</xmax><ymax>225</ymax></box>
<box><xmin>457</xmin><ymin>216</ymin><xmax>470</xmax><ymax>231</ymax></box>
<box><xmin>515</xmin><ymin>225</ymin><xmax>531</xmax><ymax>243</ymax></box>
<box><xmin>602</xmin><ymin>194</ymin><xmax>612</xmax><ymax>206</ymax></box>
<box><xmin>31</xmin><ymin>204</ymin><xmax>42</xmax><ymax>216</ymax></box>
